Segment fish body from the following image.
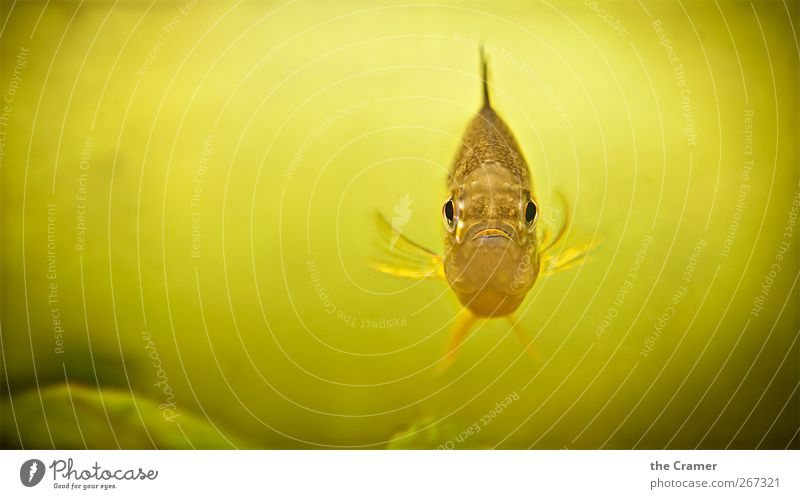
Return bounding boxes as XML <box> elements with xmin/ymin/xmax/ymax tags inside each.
<box><xmin>442</xmin><ymin>55</ymin><xmax>539</xmax><ymax>317</ymax></box>
<box><xmin>372</xmin><ymin>47</ymin><xmax>596</xmax><ymax>368</ymax></box>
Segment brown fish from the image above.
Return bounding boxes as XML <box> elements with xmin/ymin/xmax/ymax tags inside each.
<box><xmin>442</xmin><ymin>50</ymin><xmax>539</xmax><ymax>318</ymax></box>
<box><xmin>374</xmin><ymin>47</ymin><xmax>596</xmax><ymax>368</ymax></box>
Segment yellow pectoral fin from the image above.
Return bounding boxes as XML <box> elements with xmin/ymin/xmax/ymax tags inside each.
<box><xmin>371</xmin><ymin>212</ymin><xmax>444</xmax><ymax>280</ymax></box>
<box><xmin>540</xmin><ymin>190</ymin><xmax>570</xmax><ymax>252</ymax></box>
<box><xmin>537</xmin><ymin>191</ymin><xmax>600</xmax><ymax>275</ymax></box>
<box><xmin>540</xmin><ymin>238</ymin><xmax>600</xmax><ymax>275</ymax></box>
<box><xmin>369</xmin><ymin>260</ymin><xmax>443</xmax><ymax>279</ymax></box>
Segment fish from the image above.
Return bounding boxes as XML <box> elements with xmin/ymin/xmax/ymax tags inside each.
<box><xmin>373</xmin><ymin>46</ymin><xmax>597</xmax><ymax>369</ymax></box>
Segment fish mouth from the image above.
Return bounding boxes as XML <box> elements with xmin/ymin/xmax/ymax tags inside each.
<box><xmin>470</xmin><ymin>228</ymin><xmax>512</xmax><ymax>241</ymax></box>
<box><xmin>463</xmin><ymin>221</ymin><xmax>517</xmax><ymax>244</ymax></box>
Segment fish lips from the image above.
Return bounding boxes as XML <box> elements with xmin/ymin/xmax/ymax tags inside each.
<box><xmin>463</xmin><ymin>220</ymin><xmax>520</xmax><ymax>245</ymax></box>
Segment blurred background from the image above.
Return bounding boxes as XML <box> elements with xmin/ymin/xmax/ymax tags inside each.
<box><xmin>1</xmin><ymin>0</ymin><xmax>797</xmax><ymax>449</ymax></box>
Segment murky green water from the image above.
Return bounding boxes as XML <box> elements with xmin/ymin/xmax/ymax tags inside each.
<box><xmin>1</xmin><ymin>0</ymin><xmax>798</xmax><ymax>449</ymax></box>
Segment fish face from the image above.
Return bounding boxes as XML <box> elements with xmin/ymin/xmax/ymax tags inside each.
<box><xmin>442</xmin><ymin>162</ymin><xmax>540</xmax><ymax>317</ymax></box>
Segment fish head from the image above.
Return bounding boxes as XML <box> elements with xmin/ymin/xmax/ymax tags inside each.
<box><xmin>442</xmin><ymin>162</ymin><xmax>540</xmax><ymax>317</ymax></box>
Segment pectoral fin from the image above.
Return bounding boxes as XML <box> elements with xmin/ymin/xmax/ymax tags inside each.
<box><xmin>540</xmin><ymin>238</ymin><xmax>599</xmax><ymax>275</ymax></box>
<box><xmin>370</xmin><ymin>212</ymin><xmax>444</xmax><ymax>280</ymax></box>
<box><xmin>538</xmin><ymin>192</ymin><xmax>600</xmax><ymax>275</ymax></box>
<box><xmin>540</xmin><ymin>191</ymin><xmax>570</xmax><ymax>252</ymax></box>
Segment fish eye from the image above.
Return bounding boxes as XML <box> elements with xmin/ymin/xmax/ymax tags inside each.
<box><xmin>442</xmin><ymin>197</ymin><xmax>456</xmax><ymax>232</ymax></box>
<box><xmin>525</xmin><ymin>199</ymin><xmax>538</xmax><ymax>226</ymax></box>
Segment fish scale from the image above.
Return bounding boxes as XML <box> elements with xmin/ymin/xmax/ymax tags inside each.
<box><xmin>449</xmin><ymin>107</ymin><xmax>530</xmax><ymax>189</ymax></box>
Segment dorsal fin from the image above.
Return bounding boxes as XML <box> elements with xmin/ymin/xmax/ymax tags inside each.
<box><xmin>480</xmin><ymin>44</ymin><xmax>491</xmax><ymax>108</ymax></box>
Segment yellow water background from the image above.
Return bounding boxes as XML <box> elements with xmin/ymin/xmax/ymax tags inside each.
<box><xmin>1</xmin><ymin>0</ymin><xmax>798</xmax><ymax>449</ymax></box>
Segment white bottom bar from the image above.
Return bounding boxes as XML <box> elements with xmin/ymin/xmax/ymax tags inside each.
<box><xmin>1</xmin><ymin>450</ymin><xmax>797</xmax><ymax>498</ymax></box>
